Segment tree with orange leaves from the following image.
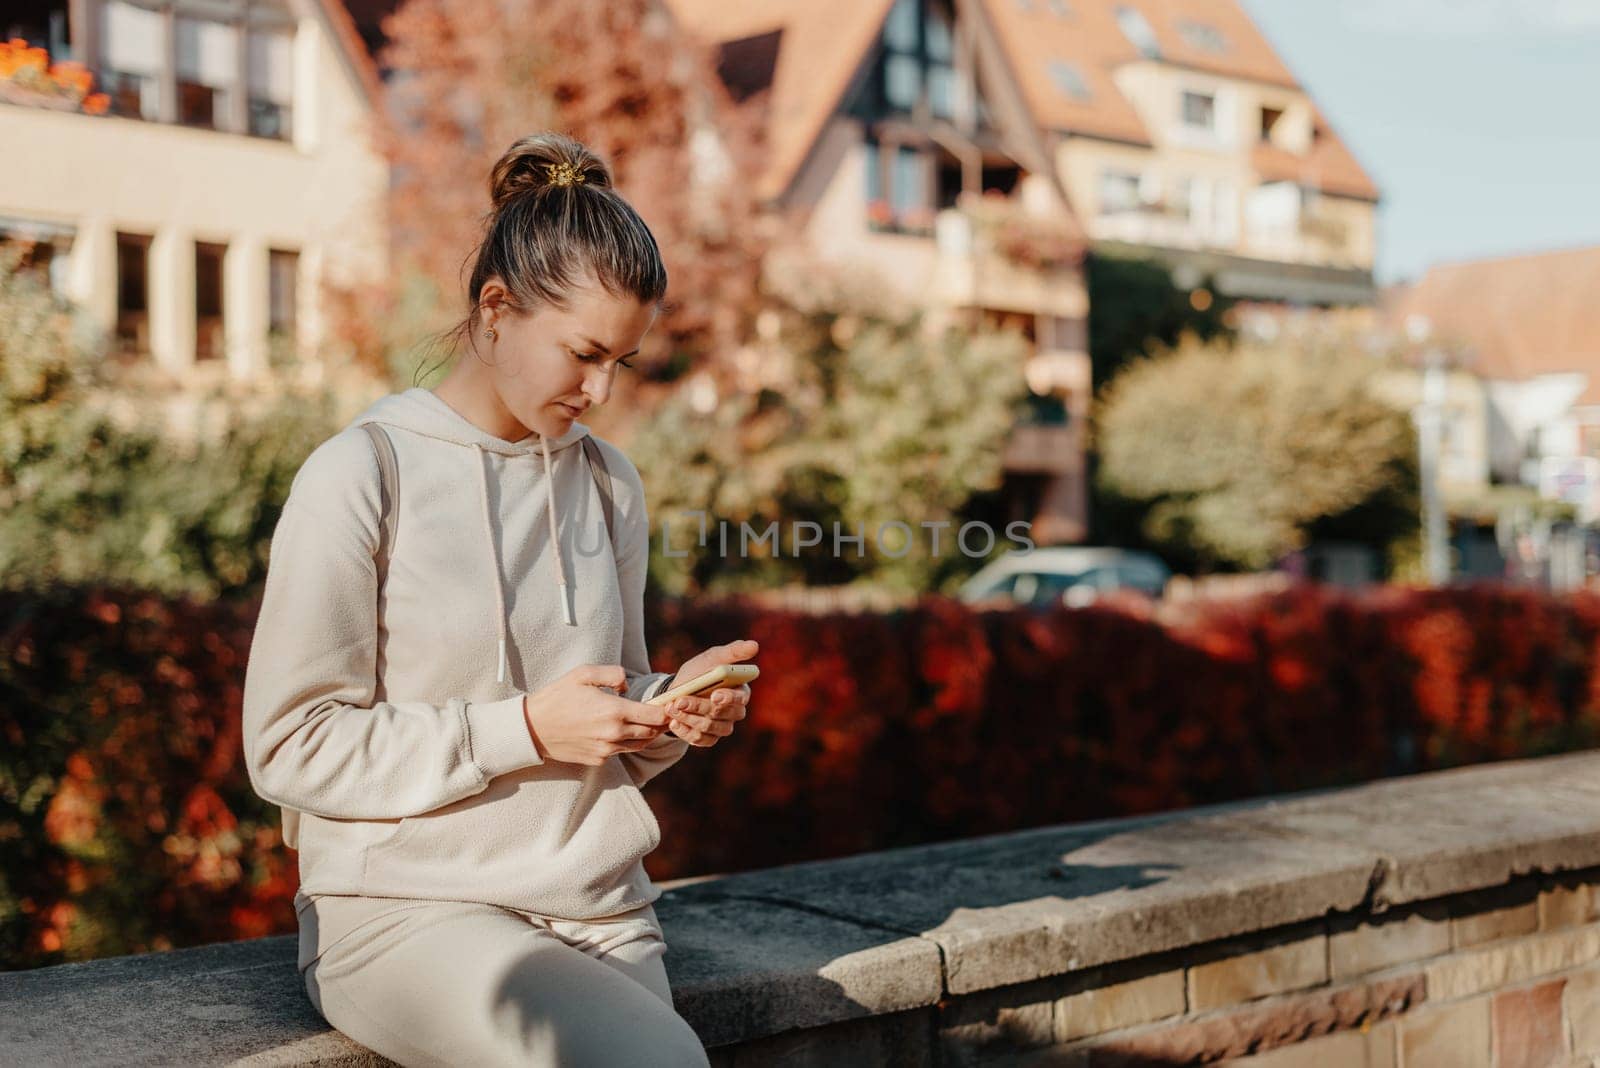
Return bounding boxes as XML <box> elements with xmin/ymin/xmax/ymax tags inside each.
<box><xmin>360</xmin><ymin>0</ymin><xmax>772</xmax><ymax>389</ymax></box>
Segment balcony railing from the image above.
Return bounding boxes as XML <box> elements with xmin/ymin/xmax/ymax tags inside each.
<box><xmin>1002</xmin><ymin>421</ymin><xmax>1082</xmax><ymax>475</ymax></box>
<box><xmin>932</xmin><ymin>197</ymin><xmax>1087</xmax><ymax>319</ymax></box>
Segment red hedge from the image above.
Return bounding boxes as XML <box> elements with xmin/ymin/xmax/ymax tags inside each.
<box><xmin>4</xmin><ymin>582</ymin><xmax>1599</xmax><ymax>969</ymax></box>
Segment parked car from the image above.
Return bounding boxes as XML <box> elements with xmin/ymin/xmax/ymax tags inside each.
<box><xmin>957</xmin><ymin>547</ymin><xmax>1171</xmax><ymax>608</ymax></box>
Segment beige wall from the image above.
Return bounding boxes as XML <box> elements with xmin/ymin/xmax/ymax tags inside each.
<box><xmin>795</xmin><ymin>118</ymin><xmax>944</xmax><ymax>304</ymax></box>
<box><xmin>795</xmin><ymin>118</ymin><xmax>1088</xmax><ymax>324</ymax></box>
<box><xmin>1057</xmin><ymin>61</ymin><xmax>1375</xmax><ymax>272</ymax></box>
<box><xmin>0</xmin><ymin>11</ymin><xmax>387</xmax><ymax>382</ymax></box>
<box><xmin>1369</xmin><ymin>364</ymin><xmax>1491</xmax><ymax>490</ymax></box>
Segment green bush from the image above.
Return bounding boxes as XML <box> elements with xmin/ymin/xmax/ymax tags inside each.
<box><xmin>0</xmin><ymin>244</ymin><xmax>347</xmax><ymax>600</ymax></box>
<box><xmin>1094</xmin><ymin>331</ymin><xmax>1420</xmax><ymax>572</ymax></box>
<box><xmin>633</xmin><ymin>262</ymin><xmax>1033</xmax><ymax>597</ymax></box>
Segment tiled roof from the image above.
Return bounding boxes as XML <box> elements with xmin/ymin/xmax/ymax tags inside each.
<box><xmin>1388</xmin><ymin>246</ymin><xmax>1600</xmax><ymax>402</ymax></box>
<box><xmin>1129</xmin><ymin>0</ymin><xmax>1299</xmax><ymax>88</ymax></box>
<box><xmin>1251</xmin><ymin>106</ymin><xmax>1380</xmax><ymax>201</ymax></box>
<box><xmin>668</xmin><ymin>0</ymin><xmax>896</xmax><ymax>202</ymax></box>
<box><xmin>980</xmin><ymin>0</ymin><xmax>1152</xmax><ymax>145</ymax></box>
<box><xmin>666</xmin><ymin>0</ymin><xmax>1376</xmax><ymax>204</ymax></box>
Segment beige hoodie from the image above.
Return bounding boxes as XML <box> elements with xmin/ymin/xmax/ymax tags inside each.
<box><xmin>241</xmin><ymin>387</ymin><xmax>687</xmax><ymax>941</ymax></box>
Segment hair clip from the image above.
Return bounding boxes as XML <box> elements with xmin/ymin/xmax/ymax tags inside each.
<box><xmin>546</xmin><ymin>161</ymin><xmax>586</xmax><ymax>188</ymax></box>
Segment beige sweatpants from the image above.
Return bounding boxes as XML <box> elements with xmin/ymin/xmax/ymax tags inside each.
<box><xmin>301</xmin><ymin>897</ymin><xmax>710</xmax><ymax>1067</ymax></box>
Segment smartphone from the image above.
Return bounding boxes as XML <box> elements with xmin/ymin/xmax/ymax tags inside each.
<box><xmin>645</xmin><ymin>663</ymin><xmax>759</xmax><ymax>706</ymax></box>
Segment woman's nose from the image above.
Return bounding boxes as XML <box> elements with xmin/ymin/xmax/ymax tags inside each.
<box><xmin>583</xmin><ymin>367</ymin><xmax>613</xmax><ymax>407</ymax></box>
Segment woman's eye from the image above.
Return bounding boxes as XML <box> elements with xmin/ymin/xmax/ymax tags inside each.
<box><xmin>574</xmin><ymin>349</ymin><xmax>634</xmax><ymax>371</ymax></box>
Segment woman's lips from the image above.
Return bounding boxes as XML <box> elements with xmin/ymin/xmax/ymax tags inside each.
<box><xmin>558</xmin><ymin>403</ymin><xmax>584</xmax><ymax>418</ymax></box>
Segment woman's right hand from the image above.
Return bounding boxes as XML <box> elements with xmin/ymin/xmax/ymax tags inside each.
<box><xmin>521</xmin><ymin>664</ymin><xmax>672</xmax><ymax>766</ymax></box>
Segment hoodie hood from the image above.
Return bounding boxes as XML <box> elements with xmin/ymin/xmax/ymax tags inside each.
<box><xmin>344</xmin><ymin>387</ymin><xmax>595</xmax><ymax>682</ymax></box>
<box><xmin>345</xmin><ymin>387</ymin><xmax>593</xmax><ymax>457</ymax></box>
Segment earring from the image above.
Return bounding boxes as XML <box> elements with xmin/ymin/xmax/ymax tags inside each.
<box><xmin>484</xmin><ymin>327</ymin><xmax>497</xmax><ymax>342</ymax></box>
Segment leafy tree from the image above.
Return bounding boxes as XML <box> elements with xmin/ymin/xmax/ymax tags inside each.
<box><xmin>1088</xmin><ymin>249</ymin><xmax>1235</xmax><ymax>388</ymax></box>
<box><xmin>355</xmin><ymin>0</ymin><xmax>772</xmax><ymax>386</ymax></box>
<box><xmin>1093</xmin><ymin>331</ymin><xmax>1420</xmax><ymax>571</ymax></box>
<box><xmin>0</xmin><ymin>243</ymin><xmax>344</xmax><ymax>599</ymax></box>
<box><xmin>632</xmin><ymin>258</ymin><xmax>1033</xmax><ymax>596</ymax></box>
<box><xmin>1086</xmin><ymin>250</ymin><xmax>1234</xmax><ymax>390</ymax></box>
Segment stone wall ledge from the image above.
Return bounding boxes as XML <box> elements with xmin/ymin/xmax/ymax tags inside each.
<box><xmin>7</xmin><ymin>750</ymin><xmax>1600</xmax><ymax>1065</ymax></box>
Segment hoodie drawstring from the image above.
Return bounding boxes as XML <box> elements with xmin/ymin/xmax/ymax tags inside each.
<box><xmin>473</xmin><ymin>443</ymin><xmax>512</xmax><ymax>684</ymax></box>
<box><xmin>473</xmin><ymin>436</ymin><xmax>577</xmax><ymax>686</ymax></box>
<box><xmin>542</xmin><ymin>434</ymin><xmax>578</xmax><ymax>628</ymax></box>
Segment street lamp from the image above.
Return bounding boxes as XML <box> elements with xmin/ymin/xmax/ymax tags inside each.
<box><xmin>1406</xmin><ymin>315</ymin><xmax>1449</xmax><ymax>585</ymax></box>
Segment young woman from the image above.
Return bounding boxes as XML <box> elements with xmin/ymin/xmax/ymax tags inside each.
<box><xmin>241</xmin><ymin>131</ymin><xmax>756</xmax><ymax>1067</ymax></box>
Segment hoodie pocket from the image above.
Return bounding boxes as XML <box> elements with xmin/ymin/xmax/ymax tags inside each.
<box><xmin>619</xmin><ymin>773</ymin><xmax>661</xmax><ymax>852</ymax></box>
<box><xmin>356</xmin><ymin>759</ymin><xmax>661</xmax><ymax>912</ymax></box>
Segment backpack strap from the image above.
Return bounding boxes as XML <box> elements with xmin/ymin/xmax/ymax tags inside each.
<box><xmin>360</xmin><ymin>422</ymin><xmax>399</xmax><ymax>579</ymax></box>
<box><xmin>580</xmin><ymin>435</ymin><xmax>618</xmax><ymax>555</ymax></box>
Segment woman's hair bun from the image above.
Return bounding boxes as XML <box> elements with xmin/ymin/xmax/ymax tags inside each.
<box><xmin>488</xmin><ymin>132</ymin><xmax>612</xmax><ymax>209</ymax></box>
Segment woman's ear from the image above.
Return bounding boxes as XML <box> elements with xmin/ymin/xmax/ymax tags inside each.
<box><xmin>477</xmin><ymin>278</ymin><xmax>508</xmax><ymax>328</ymax></box>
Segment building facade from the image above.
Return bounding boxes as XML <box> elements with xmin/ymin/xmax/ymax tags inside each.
<box><xmin>982</xmin><ymin>0</ymin><xmax>1380</xmax><ymax>306</ymax></box>
<box><xmin>1389</xmin><ymin>246</ymin><xmax>1600</xmax><ymax>525</ymax></box>
<box><xmin>1</xmin><ymin>0</ymin><xmax>387</xmax><ymax>387</ymax></box>
<box><xmin>670</xmin><ymin>0</ymin><xmax>1096</xmax><ymax>543</ymax></box>
<box><xmin>668</xmin><ymin>0</ymin><xmax>1381</xmax><ymax>546</ymax></box>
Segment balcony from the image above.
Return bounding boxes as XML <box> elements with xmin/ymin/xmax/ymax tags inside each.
<box><xmin>0</xmin><ymin>39</ymin><xmax>109</xmax><ymax>116</ymax></box>
<box><xmin>1002</xmin><ymin>419</ymin><xmax>1082</xmax><ymax>475</ymax></box>
<box><xmin>1092</xmin><ymin>202</ymin><xmax>1213</xmax><ymax>251</ymax></box>
<box><xmin>931</xmin><ymin>197</ymin><xmax>1087</xmax><ymax>319</ymax></box>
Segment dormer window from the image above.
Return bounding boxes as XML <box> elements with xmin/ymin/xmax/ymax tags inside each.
<box><xmin>1047</xmin><ymin>59</ymin><xmax>1091</xmax><ymax>102</ymax></box>
<box><xmin>1260</xmin><ymin>106</ymin><xmax>1283</xmax><ymax>143</ymax></box>
<box><xmin>1114</xmin><ymin>5</ymin><xmax>1161</xmax><ymax>59</ymax></box>
<box><xmin>1176</xmin><ymin>19</ymin><xmax>1227</xmax><ymax>54</ymax></box>
<box><xmin>1181</xmin><ymin>90</ymin><xmax>1215</xmax><ymax>132</ymax></box>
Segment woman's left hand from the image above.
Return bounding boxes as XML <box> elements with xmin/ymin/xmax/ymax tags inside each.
<box><xmin>662</xmin><ymin>640</ymin><xmax>757</xmax><ymax>748</ymax></box>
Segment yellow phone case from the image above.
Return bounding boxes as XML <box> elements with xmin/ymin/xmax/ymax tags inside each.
<box><xmin>645</xmin><ymin>663</ymin><xmax>759</xmax><ymax>705</ymax></box>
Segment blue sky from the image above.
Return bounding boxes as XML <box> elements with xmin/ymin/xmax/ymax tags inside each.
<box><xmin>1237</xmin><ymin>0</ymin><xmax>1600</xmax><ymax>284</ymax></box>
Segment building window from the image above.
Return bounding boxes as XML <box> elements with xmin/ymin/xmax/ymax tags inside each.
<box><xmin>268</xmin><ymin>248</ymin><xmax>298</xmax><ymax>337</ymax></box>
<box><xmin>176</xmin><ymin>17</ymin><xmax>239</xmax><ymax>129</ymax></box>
<box><xmin>865</xmin><ymin>139</ymin><xmax>934</xmax><ymax>234</ymax></box>
<box><xmin>925</xmin><ymin>2</ymin><xmax>954</xmax><ymax>119</ymax></box>
<box><xmin>99</xmin><ymin>0</ymin><xmax>165</xmax><ymax>120</ymax></box>
<box><xmin>878</xmin><ymin>0</ymin><xmax>957</xmax><ymax>121</ymax></box>
<box><xmin>1176</xmin><ymin>19</ymin><xmax>1227</xmax><ymax>54</ymax></box>
<box><xmin>892</xmin><ymin>144</ymin><xmax>931</xmax><ymax>227</ymax></box>
<box><xmin>1181</xmin><ymin>90</ymin><xmax>1215</xmax><ymax>131</ymax></box>
<box><xmin>1114</xmin><ymin>5</ymin><xmax>1161</xmax><ymax>58</ymax></box>
<box><xmin>195</xmin><ymin>241</ymin><xmax>226</xmax><ymax>361</ymax></box>
<box><xmin>246</xmin><ymin>28</ymin><xmax>294</xmax><ymax>139</ymax></box>
<box><xmin>90</xmin><ymin>0</ymin><xmax>295</xmax><ymax>137</ymax></box>
<box><xmin>1097</xmin><ymin>170</ymin><xmax>1141</xmax><ymax>215</ymax></box>
<box><xmin>1046</xmin><ymin>58</ymin><xmax>1091</xmax><ymax>101</ymax></box>
<box><xmin>115</xmin><ymin>231</ymin><xmax>152</xmax><ymax>356</ymax></box>
<box><xmin>1260</xmin><ymin>106</ymin><xmax>1283</xmax><ymax>143</ymax></box>
<box><xmin>1171</xmin><ymin>174</ymin><xmax>1194</xmax><ymax>219</ymax></box>
<box><xmin>885</xmin><ymin>0</ymin><xmax>918</xmax><ymax>48</ymax></box>
<box><xmin>885</xmin><ymin>53</ymin><xmax>921</xmax><ymax>110</ymax></box>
